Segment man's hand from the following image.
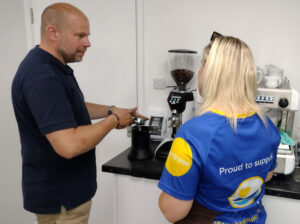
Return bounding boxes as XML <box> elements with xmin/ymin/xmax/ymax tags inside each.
<box><xmin>130</xmin><ymin>107</ymin><xmax>149</xmax><ymax>121</ymax></box>
<box><xmin>112</xmin><ymin>107</ymin><xmax>135</xmax><ymax>129</ymax></box>
<box><xmin>112</xmin><ymin>107</ymin><xmax>149</xmax><ymax>129</ymax></box>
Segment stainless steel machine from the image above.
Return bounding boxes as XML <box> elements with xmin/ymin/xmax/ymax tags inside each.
<box><xmin>256</xmin><ymin>77</ymin><xmax>300</xmax><ymax>174</ymax></box>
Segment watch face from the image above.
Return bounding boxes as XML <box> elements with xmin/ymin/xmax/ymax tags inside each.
<box><xmin>108</xmin><ymin>106</ymin><xmax>113</xmax><ymax>115</ymax></box>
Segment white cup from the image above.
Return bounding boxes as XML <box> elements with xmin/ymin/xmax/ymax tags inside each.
<box><xmin>256</xmin><ymin>70</ymin><xmax>263</xmax><ymax>84</ymax></box>
<box><xmin>264</xmin><ymin>75</ymin><xmax>283</xmax><ymax>88</ymax></box>
<box><xmin>265</xmin><ymin>64</ymin><xmax>284</xmax><ymax>75</ymax></box>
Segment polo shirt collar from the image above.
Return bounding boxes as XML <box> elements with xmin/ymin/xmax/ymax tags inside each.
<box><xmin>35</xmin><ymin>45</ymin><xmax>74</xmax><ymax>75</ymax></box>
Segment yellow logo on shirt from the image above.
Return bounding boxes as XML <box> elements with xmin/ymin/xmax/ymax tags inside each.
<box><xmin>166</xmin><ymin>137</ymin><xmax>193</xmax><ymax>176</ymax></box>
<box><xmin>228</xmin><ymin>176</ymin><xmax>263</xmax><ymax>208</ymax></box>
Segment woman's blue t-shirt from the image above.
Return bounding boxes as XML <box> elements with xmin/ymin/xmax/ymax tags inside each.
<box><xmin>158</xmin><ymin>111</ymin><xmax>280</xmax><ymax>224</ymax></box>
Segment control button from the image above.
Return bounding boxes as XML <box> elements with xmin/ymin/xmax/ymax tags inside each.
<box><xmin>278</xmin><ymin>98</ymin><xmax>289</xmax><ymax>108</ymax></box>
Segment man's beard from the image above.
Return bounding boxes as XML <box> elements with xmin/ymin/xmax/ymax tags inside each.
<box><xmin>59</xmin><ymin>48</ymin><xmax>85</xmax><ymax>63</ymax></box>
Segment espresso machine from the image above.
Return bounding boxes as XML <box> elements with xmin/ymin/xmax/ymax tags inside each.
<box><xmin>155</xmin><ymin>49</ymin><xmax>198</xmax><ymax>159</ymax></box>
<box><xmin>256</xmin><ymin>77</ymin><xmax>300</xmax><ymax>175</ymax></box>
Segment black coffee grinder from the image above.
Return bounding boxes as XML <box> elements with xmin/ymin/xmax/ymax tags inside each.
<box><xmin>155</xmin><ymin>49</ymin><xmax>198</xmax><ymax>159</ymax></box>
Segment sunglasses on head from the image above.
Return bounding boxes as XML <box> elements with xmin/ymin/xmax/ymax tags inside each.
<box><xmin>210</xmin><ymin>31</ymin><xmax>224</xmax><ymax>42</ymax></box>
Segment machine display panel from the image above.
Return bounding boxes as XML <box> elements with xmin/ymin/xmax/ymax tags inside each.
<box><xmin>169</xmin><ymin>96</ymin><xmax>181</xmax><ymax>104</ymax></box>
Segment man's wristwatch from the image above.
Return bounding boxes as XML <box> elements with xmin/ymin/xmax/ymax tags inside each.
<box><xmin>107</xmin><ymin>105</ymin><xmax>116</xmax><ymax>116</ymax></box>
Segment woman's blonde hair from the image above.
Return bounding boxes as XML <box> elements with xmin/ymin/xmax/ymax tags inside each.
<box><xmin>198</xmin><ymin>35</ymin><xmax>266</xmax><ymax>130</ymax></box>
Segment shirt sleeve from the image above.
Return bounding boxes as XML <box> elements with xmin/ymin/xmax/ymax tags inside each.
<box><xmin>23</xmin><ymin>75</ymin><xmax>77</xmax><ymax>135</ymax></box>
<box><xmin>158</xmin><ymin>127</ymin><xmax>202</xmax><ymax>200</ymax></box>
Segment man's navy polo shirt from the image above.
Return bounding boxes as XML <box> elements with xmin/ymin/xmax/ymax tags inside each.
<box><xmin>12</xmin><ymin>46</ymin><xmax>97</xmax><ymax>214</ymax></box>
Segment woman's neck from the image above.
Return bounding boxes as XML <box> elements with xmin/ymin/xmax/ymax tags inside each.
<box><xmin>209</xmin><ymin>104</ymin><xmax>252</xmax><ymax>115</ymax></box>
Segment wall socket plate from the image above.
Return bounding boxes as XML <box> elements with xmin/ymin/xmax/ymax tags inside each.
<box><xmin>153</xmin><ymin>77</ymin><xmax>166</xmax><ymax>90</ymax></box>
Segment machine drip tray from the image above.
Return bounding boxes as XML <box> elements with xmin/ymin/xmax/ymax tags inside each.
<box><xmin>293</xmin><ymin>167</ymin><xmax>300</xmax><ymax>183</ymax></box>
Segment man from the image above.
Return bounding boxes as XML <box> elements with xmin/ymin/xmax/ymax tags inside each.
<box><xmin>11</xmin><ymin>3</ymin><xmax>147</xmax><ymax>223</ymax></box>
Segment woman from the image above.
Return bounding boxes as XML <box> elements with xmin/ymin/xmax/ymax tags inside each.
<box><xmin>158</xmin><ymin>32</ymin><xmax>280</xmax><ymax>224</ymax></box>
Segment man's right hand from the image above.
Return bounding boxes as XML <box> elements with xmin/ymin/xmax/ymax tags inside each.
<box><xmin>112</xmin><ymin>107</ymin><xmax>137</xmax><ymax>129</ymax></box>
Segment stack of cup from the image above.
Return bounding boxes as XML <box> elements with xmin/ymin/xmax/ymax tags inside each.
<box><xmin>263</xmin><ymin>64</ymin><xmax>284</xmax><ymax>88</ymax></box>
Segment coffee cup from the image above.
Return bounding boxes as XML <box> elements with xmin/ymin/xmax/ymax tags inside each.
<box><xmin>265</xmin><ymin>64</ymin><xmax>284</xmax><ymax>75</ymax></box>
<box><xmin>256</xmin><ymin>70</ymin><xmax>263</xmax><ymax>84</ymax></box>
<box><xmin>264</xmin><ymin>74</ymin><xmax>283</xmax><ymax>88</ymax></box>
<box><xmin>256</xmin><ymin>66</ymin><xmax>266</xmax><ymax>85</ymax></box>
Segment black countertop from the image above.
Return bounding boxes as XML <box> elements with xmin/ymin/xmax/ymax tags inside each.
<box><xmin>102</xmin><ymin>141</ymin><xmax>300</xmax><ymax>200</ymax></box>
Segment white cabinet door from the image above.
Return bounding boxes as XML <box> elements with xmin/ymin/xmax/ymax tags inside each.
<box><xmin>27</xmin><ymin>1</ymin><xmax>137</xmax><ymax>223</ymax></box>
<box><xmin>263</xmin><ymin>195</ymin><xmax>300</xmax><ymax>224</ymax></box>
<box><xmin>116</xmin><ymin>175</ymin><xmax>300</xmax><ymax>224</ymax></box>
<box><xmin>116</xmin><ymin>175</ymin><xmax>170</xmax><ymax>224</ymax></box>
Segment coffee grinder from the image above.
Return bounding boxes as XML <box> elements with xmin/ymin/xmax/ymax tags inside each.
<box><xmin>155</xmin><ymin>49</ymin><xmax>198</xmax><ymax>159</ymax></box>
<box><xmin>128</xmin><ymin>117</ymin><xmax>154</xmax><ymax>160</ymax></box>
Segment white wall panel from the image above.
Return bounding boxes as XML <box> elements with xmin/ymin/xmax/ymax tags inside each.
<box><xmin>142</xmin><ymin>0</ymin><xmax>300</xmax><ymax>134</ymax></box>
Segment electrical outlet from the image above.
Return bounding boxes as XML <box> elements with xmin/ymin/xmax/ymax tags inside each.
<box><xmin>153</xmin><ymin>77</ymin><xmax>166</xmax><ymax>90</ymax></box>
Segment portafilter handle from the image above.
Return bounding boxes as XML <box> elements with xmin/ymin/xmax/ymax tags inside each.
<box><xmin>127</xmin><ymin>117</ymin><xmax>147</xmax><ymax>137</ymax></box>
<box><xmin>132</xmin><ymin>117</ymin><xmax>146</xmax><ymax>126</ymax></box>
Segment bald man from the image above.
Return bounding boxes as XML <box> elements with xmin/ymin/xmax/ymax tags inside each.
<box><xmin>12</xmin><ymin>3</ymin><xmax>147</xmax><ymax>223</ymax></box>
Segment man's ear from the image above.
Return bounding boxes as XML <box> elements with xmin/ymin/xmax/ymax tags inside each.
<box><xmin>46</xmin><ymin>25</ymin><xmax>59</xmax><ymax>41</ymax></box>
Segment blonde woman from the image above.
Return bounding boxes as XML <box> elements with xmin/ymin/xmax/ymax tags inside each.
<box><xmin>158</xmin><ymin>32</ymin><xmax>280</xmax><ymax>224</ymax></box>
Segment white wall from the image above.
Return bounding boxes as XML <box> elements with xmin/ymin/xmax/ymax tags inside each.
<box><xmin>141</xmin><ymin>0</ymin><xmax>300</xmax><ymax>134</ymax></box>
<box><xmin>0</xmin><ymin>0</ymin><xmax>35</xmax><ymax>223</ymax></box>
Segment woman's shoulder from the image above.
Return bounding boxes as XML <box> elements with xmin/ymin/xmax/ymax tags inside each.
<box><xmin>183</xmin><ymin>112</ymin><xmax>225</xmax><ymax>128</ymax></box>
<box><xmin>178</xmin><ymin>112</ymin><xmax>226</xmax><ymax>138</ymax></box>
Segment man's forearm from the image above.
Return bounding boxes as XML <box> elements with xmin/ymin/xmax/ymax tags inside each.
<box><xmin>85</xmin><ymin>102</ymin><xmax>109</xmax><ymax>120</ymax></box>
<box><xmin>46</xmin><ymin>115</ymin><xmax>118</xmax><ymax>159</ymax></box>
<box><xmin>69</xmin><ymin>115</ymin><xmax>118</xmax><ymax>157</ymax></box>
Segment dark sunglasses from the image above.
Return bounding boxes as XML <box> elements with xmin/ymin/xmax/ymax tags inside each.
<box><xmin>210</xmin><ymin>31</ymin><xmax>224</xmax><ymax>42</ymax></box>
